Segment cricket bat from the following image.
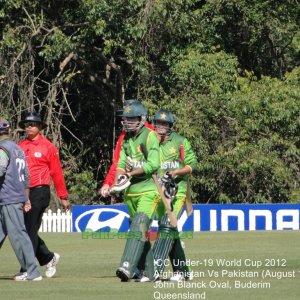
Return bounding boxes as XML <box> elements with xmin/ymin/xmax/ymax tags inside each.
<box><xmin>140</xmin><ymin>143</ymin><xmax>177</xmax><ymax>227</ymax></box>
<box><xmin>180</xmin><ymin>144</ymin><xmax>193</xmax><ymax>216</ymax></box>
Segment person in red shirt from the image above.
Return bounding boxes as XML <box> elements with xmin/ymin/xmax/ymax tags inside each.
<box><xmin>17</xmin><ymin>112</ymin><xmax>70</xmax><ymax>279</ymax></box>
<box><xmin>99</xmin><ymin>131</ymin><xmax>125</xmax><ymax>198</ymax></box>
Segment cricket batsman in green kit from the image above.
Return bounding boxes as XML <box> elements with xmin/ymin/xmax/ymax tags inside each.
<box><xmin>111</xmin><ymin>101</ymin><xmax>160</xmax><ymax>282</ymax></box>
<box><xmin>152</xmin><ymin>109</ymin><xmax>197</xmax><ymax>282</ymax></box>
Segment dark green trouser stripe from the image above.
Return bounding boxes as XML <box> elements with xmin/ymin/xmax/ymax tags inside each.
<box><xmin>169</xmin><ymin>238</ymin><xmax>189</xmax><ymax>273</ymax></box>
<box><xmin>153</xmin><ymin>214</ymin><xmax>177</xmax><ymax>274</ymax></box>
<box><xmin>119</xmin><ymin>212</ymin><xmax>151</xmax><ymax>278</ymax></box>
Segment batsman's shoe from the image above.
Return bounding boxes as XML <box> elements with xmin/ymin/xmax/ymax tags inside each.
<box><xmin>45</xmin><ymin>253</ymin><xmax>60</xmax><ymax>278</ymax></box>
<box><xmin>137</xmin><ymin>273</ymin><xmax>160</xmax><ymax>283</ymax></box>
<box><xmin>132</xmin><ymin>268</ymin><xmax>143</xmax><ymax>280</ymax></box>
<box><xmin>186</xmin><ymin>268</ymin><xmax>194</xmax><ymax>281</ymax></box>
<box><xmin>170</xmin><ymin>269</ymin><xmax>193</xmax><ymax>282</ymax></box>
<box><xmin>138</xmin><ymin>275</ymin><xmax>151</xmax><ymax>283</ymax></box>
<box><xmin>14</xmin><ymin>272</ymin><xmax>28</xmax><ymax>281</ymax></box>
<box><xmin>170</xmin><ymin>272</ymin><xmax>185</xmax><ymax>282</ymax></box>
<box><xmin>116</xmin><ymin>267</ymin><xmax>130</xmax><ymax>282</ymax></box>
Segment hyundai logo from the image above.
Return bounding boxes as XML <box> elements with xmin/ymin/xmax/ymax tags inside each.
<box><xmin>74</xmin><ymin>208</ymin><xmax>130</xmax><ymax>232</ymax></box>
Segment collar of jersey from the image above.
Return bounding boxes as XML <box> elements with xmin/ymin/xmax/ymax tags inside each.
<box><xmin>131</xmin><ymin>125</ymin><xmax>146</xmax><ymax>139</ymax></box>
<box><xmin>27</xmin><ymin>133</ymin><xmax>43</xmax><ymax>143</ymax></box>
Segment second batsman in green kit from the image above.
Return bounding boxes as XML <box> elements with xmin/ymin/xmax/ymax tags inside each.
<box><xmin>152</xmin><ymin>109</ymin><xmax>197</xmax><ymax>282</ymax></box>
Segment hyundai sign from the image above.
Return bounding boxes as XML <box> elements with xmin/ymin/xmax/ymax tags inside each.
<box><xmin>72</xmin><ymin>204</ymin><xmax>300</xmax><ymax>232</ymax></box>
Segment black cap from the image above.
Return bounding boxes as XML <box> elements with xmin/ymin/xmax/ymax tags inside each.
<box><xmin>18</xmin><ymin>112</ymin><xmax>47</xmax><ymax>129</ymax></box>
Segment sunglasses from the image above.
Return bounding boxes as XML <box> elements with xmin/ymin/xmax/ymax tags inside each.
<box><xmin>24</xmin><ymin>122</ymin><xmax>40</xmax><ymax>128</ymax></box>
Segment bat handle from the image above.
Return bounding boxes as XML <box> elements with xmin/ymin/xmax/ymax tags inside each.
<box><xmin>180</xmin><ymin>144</ymin><xmax>185</xmax><ymax>162</ymax></box>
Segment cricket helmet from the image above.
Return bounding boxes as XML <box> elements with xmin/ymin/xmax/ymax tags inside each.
<box><xmin>153</xmin><ymin>109</ymin><xmax>174</xmax><ymax>136</ymax></box>
<box><xmin>121</xmin><ymin>101</ymin><xmax>147</xmax><ymax>132</ymax></box>
<box><xmin>116</xmin><ymin>99</ymin><xmax>141</xmax><ymax>117</ymax></box>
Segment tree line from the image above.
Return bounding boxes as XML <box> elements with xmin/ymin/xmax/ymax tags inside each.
<box><xmin>0</xmin><ymin>0</ymin><xmax>299</xmax><ymax>204</ymax></box>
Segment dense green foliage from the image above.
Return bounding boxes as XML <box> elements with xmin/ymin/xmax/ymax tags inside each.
<box><xmin>0</xmin><ymin>0</ymin><xmax>299</xmax><ymax>203</ymax></box>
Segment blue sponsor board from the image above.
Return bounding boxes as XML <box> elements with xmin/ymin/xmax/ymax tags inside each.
<box><xmin>72</xmin><ymin>204</ymin><xmax>300</xmax><ymax>232</ymax></box>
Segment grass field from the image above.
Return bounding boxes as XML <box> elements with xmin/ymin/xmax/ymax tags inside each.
<box><xmin>1</xmin><ymin>231</ymin><xmax>300</xmax><ymax>300</ymax></box>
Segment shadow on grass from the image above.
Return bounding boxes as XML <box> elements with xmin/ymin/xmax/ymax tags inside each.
<box><xmin>93</xmin><ymin>275</ymin><xmax>118</xmax><ymax>279</ymax></box>
<box><xmin>0</xmin><ymin>276</ymin><xmax>13</xmax><ymax>280</ymax></box>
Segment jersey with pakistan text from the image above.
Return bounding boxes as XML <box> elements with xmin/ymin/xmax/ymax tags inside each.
<box><xmin>158</xmin><ymin>132</ymin><xmax>197</xmax><ymax>196</ymax></box>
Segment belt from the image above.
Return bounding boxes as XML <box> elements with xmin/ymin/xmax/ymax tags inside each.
<box><xmin>30</xmin><ymin>185</ymin><xmax>49</xmax><ymax>189</ymax></box>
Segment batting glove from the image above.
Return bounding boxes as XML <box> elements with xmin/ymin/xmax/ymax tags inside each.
<box><xmin>125</xmin><ymin>156</ymin><xmax>134</xmax><ymax>172</ymax></box>
<box><xmin>109</xmin><ymin>173</ymin><xmax>131</xmax><ymax>194</ymax></box>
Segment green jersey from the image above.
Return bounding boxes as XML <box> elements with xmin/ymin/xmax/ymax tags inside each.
<box><xmin>158</xmin><ymin>132</ymin><xmax>197</xmax><ymax>195</ymax></box>
<box><xmin>117</xmin><ymin>126</ymin><xmax>160</xmax><ymax>195</ymax></box>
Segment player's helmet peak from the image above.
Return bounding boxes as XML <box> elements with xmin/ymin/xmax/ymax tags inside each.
<box><xmin>121</xmin><ymin>101</ymin><xmax>147</xmax><ymax>118</ymax></box>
